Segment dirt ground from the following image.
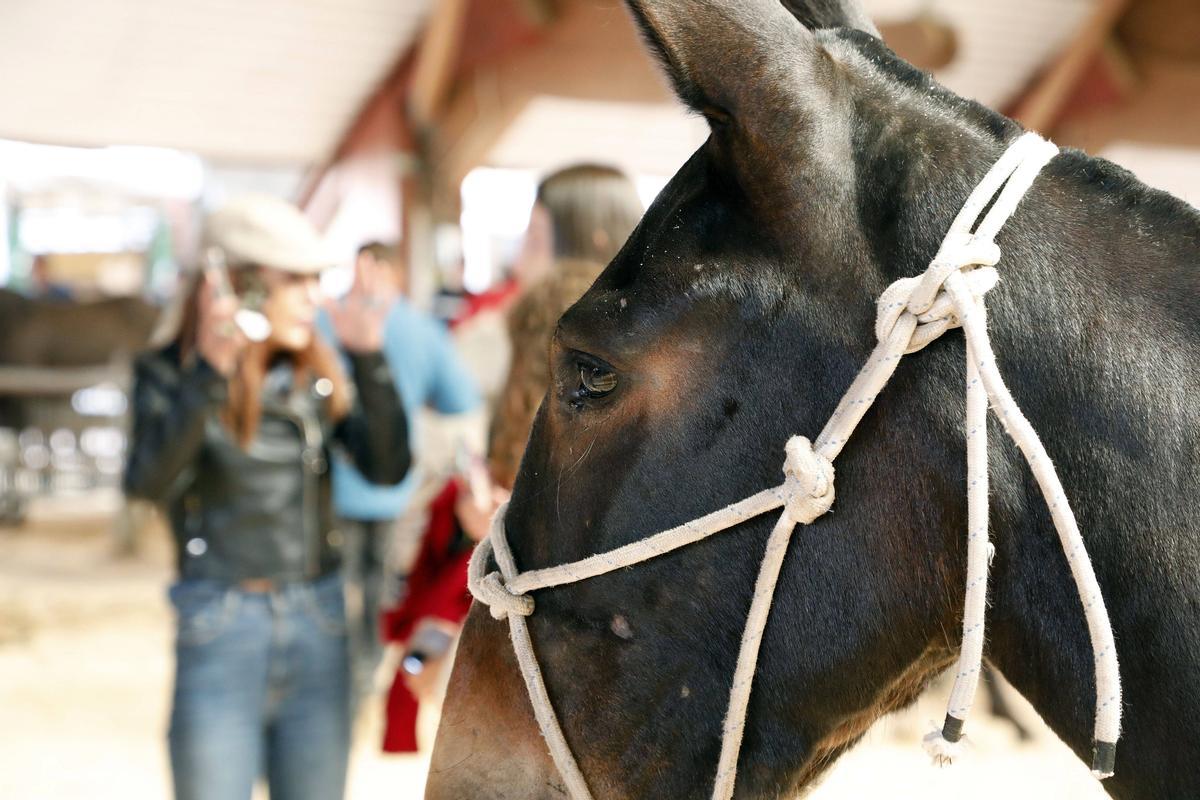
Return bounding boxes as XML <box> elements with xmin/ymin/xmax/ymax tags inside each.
<box><xmin>0</xmin><ymin>499</ymin><xmax>1109</xmax><ymax>800</ymax></box>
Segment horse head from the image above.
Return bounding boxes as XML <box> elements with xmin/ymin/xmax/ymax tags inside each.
<box><xmin>429</xmin><ymin>1</ymin><xmax>1200</xmax><ymax>798</ymax></box>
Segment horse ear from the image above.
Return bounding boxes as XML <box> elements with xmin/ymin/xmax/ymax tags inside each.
<box><xmin>625</xmin><ymin>0</ymin><xmax>818</xmax><ymax>124</ymax></box>
<box><xmin>778</xmin><ymin>0</ymin><xmax>880</xmax><ymax>36</ymax></box>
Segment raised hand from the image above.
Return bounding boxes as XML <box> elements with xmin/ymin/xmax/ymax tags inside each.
<box><xmin>195</xmin><ymin>270</ymin><xmax>246</xmax><ymax>377</ymax></box>
<box><xmin>327</xmin><ymin>263</ymin><xmax>388</xmax><ymax>353</ymax></box>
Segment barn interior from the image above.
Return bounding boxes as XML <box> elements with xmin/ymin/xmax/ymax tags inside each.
<box><xmin>0</xmin><ymin>1</ymin><xmax>1195</xmax><ymax>798</ymax></box>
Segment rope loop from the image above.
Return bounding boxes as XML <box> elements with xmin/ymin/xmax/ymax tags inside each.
<box><xmin>908</xmin><ymin>232</ymin><xmax>1001</xmax><ymax>314</ymax></box>
<box><xmin>467</xmin><ymin>535</ymin><xmax>536</xmax><ymax>620</ymax></box>
<box><xmin>875</xmin><ymin>233</ymin><xmax>1002</xmax><ymax>355</ymax></box>
<box><xmin>479</xmin><ymin>571</ymin><xmax>535</xmax><ymax>620</ymax></box>
<box><xmin>782</xmin><ymin>436</ymin><xmax>835</xmax><ymax>524</ymax></box>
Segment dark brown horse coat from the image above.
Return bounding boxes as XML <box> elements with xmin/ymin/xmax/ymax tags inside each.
<box><xmin>429</xmin><ymin>2</ymin><xmax>1200</xmax><ymax>797</ymax></box>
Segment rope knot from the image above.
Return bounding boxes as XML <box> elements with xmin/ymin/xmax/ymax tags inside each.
<box><xmin>782</xmin><ymin>436</ymin><xmax>835</xmax><ymax>524</ymax></box>
<box><xmin>466</xmin><ymin>512</ymin><xmax>535</xmax><ymax>621</ymax></box>
<box><xmin>875</xmin><ymin>233</ymin><xmax>1002</xmax><ymax>354</ymax></box>
<box><xmin>475</xmin><ymin>570</ymin><xmax>534</xmax><ymax>620</ymax></box>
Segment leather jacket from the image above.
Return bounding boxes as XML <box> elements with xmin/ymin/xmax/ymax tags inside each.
<box><xmin>124</xmin><ymin>346</ymin><xmax>411</xmax><ymax>583</ymax></box>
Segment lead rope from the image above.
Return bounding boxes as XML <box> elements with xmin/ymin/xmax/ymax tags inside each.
<box><xmin>468</xmin><ymin>131</ymin><xmax>1121</xmax><ymax>800</ymax></box>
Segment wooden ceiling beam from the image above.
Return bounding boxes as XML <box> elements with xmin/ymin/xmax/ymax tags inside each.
<box><xmin>409</xmin><ymin>0</ymin><xmax>470</xmax><ymax>129</ymax></box>
<box><xmin>1119</xmin><ymin>0</ymin><xmax>1200</xmax><ymax>62</ymax></box>
<box><xmin>428</xmin><ymin>0</ymin><xmax>673</xmax><ymax>205</ymax></box>
<box><xmin>1010</xmin><ymin>0</ymin><xmax>1132</xmax><ymax>133</ymax></box>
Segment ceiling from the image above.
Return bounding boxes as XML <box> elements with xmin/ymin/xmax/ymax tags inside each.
<box><xmin>0</xmin><ymin>0</ymin><xmax>1098</xmax><ymax>172</ymax></box>
<box><xmin>0</xmin><ymin>0</ymin><xmax>432</xmax><ymax>165</ymax></box>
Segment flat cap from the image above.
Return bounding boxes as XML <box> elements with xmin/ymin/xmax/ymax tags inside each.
<box><xmin>203</xmin><ymin>193</ymin><xmax>335</xmax><ymax>274</ymax></box>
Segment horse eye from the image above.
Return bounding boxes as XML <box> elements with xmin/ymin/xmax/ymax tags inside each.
<box><xmin>579</xmin><ymin>364</ymin><xmax>618</xmax><ymax>397</ymax></box>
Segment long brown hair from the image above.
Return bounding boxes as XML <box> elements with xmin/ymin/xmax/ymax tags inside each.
<box><xmin>488</xmin><ymin>259</ymin><xmax>607</xmax><ymax>489</ymax></box>
<box><xmin>171</xmin><ymin>270</ymin><xmax>352</xmax><ymax>447</ymax></box>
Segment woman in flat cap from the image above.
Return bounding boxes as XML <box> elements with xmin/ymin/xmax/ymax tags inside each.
<box><xmin>125</xmin><ymin>194</ymin><xmax>411</xmax><ymax>800</ymax></box>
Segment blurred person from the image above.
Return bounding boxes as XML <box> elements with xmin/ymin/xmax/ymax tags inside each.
<box><xmin>124</xmin><ymin>195</ymin><xmax>411</xmax><ymax>800</ymax></box>
<box><xmin>487</xmin><ymin>164</ymin><xmax>644</xmax><ymax>488</ymax></box>
<box><xmin>379</xmin><ymin>164</ymin><xmax>643</xmax><ymax>752</ymax></box>
<box><xmin>450</xmin><ymin>164</ymin><xmax>644</xmax><ymax>404</ymax></box>
<box><xmin>318</xmin><ymin>241</ymin><xmax>480</xmax><ymax>701</ymax></box>
<box><xmin>28</xmin><ymin>253</ymin><xmax>74</xmax><ymax>301</ymax></box>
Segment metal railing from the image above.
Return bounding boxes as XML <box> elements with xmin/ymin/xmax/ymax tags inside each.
<box><xmin>0</xmin><ymin>362</ymin><xmax>132</xmax><ymax>525</ymax></box>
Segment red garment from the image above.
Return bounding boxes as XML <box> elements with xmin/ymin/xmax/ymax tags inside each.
<box><xmin>380</xmin><ymin>480</ymin><xmax>474</xmax><ymax>753</ymax></box>
<box><xmin>447</xmin><ymin>279</ymin><xmax>520</xmax><ymax>329</ymax></box>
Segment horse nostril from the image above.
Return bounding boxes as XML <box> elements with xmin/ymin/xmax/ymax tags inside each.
<box><xmin>610</xmin><ymin>614</ymin><xmax>634</xmax><ymax>640</ymax></box>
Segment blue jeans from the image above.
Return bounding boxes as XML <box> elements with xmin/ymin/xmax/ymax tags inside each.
<box><xmin>168</xmin><ymin>574</ymin><xmax>351</xmax><ymax>800</ymax></box>
<box><xmin>339</xmin><ymin>518</ymin><xmax>401</xmax><ymax>700</ymax></box>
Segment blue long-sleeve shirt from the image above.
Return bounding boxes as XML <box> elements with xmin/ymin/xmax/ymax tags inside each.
<box><xmin>318</xmin><ymin>298</ymin><xmax>480</xmax><ymax>521</ymax></box>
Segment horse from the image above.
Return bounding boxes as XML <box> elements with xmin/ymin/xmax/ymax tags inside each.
<box><xmin>0</xmin><ymin>288</ymin><xmax>159</xmax><ymax>430</ymax></box>
<box><xmin>427</xmin><ymin>1</ymin><xmax>1200</xmax><ymax>797</ymax></box>
<box><xmin>0</xmin><ymin>288</ymin><xmax>159</xmax><ymax>368</ymax></box>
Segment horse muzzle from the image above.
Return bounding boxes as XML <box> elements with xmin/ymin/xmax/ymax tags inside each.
<box><xmin>426</xmin><ymin>605</ymin><xmax>565</xmax><ymax>800</ymax></box>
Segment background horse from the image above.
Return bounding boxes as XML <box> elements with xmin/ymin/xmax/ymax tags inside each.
<box><xmin>0</xmin><ymin>288</ymin><xmax>159</xmax><ymax>368</ymax></box>
<box><xmin>0</xmin><ymin>288</ymin><xmax>159</xmax><ymax>432</ymax></box>
<box><xmin>428</xmin><ymin>0</ymin><xmax>1200</xmax><ymax>797</ymax></box>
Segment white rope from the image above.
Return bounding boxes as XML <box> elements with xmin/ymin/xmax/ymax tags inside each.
<box><xmin>467</xmin><ymin>132</ymin><xmax>1121</xmax><ymax>798</ymax></box>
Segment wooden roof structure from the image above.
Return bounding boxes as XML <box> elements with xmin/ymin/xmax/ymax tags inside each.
<box><xmin>299</xmin><ymin>0</ymin><xmax>1200</xmax><ymax>281</ymax></box>
<box><xmin>3</xmin><ymin>0</ymin><xmax>1194</xmax><ymax>266</ymax></box>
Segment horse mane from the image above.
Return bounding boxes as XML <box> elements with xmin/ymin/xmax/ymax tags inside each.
<box><xmin>831</xmin><ymin>27</ymin><xmax>1200</xmax><ymax>244</ymax></box>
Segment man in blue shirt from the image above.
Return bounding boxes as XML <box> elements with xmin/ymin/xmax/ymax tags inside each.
<box><xmin>320</xmin><ymin>242</ymin><xmax>480</xmax><ymax>695</ymax></box>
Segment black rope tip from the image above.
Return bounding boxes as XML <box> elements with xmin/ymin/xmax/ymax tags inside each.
<box><xmin>1092</xmin><ymin>740</ymin><xmax>1117</xmax><ymax>777</ymax></box>
<box><xmin>942</xmin><ymin>714</ymin><xmax>965</xmax><ymax>743</ymax></box>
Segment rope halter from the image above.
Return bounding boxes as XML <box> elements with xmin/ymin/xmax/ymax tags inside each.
<box><xmin>471</xmin><ymin>511</ymin><xmax>534</xmax><ymax>621</ymax></box>
<box><xmin>473</xmin><ymin>565</ymin><xmax>533</xmax><ymax>621</ymax></box>
<box><xmin>875</xmin><ymin>232</ymin><xmax>1001</xmax><ymax>354</ymax></box>
<box><xmin>781</xmin><ymin>436</ymin><xmax>834</xmax><ymax>524</ymax></box>
<box><xmin>467</xmin><ymin>132</ymin><xmax>1121</xmax><ymax>800</ymax></box>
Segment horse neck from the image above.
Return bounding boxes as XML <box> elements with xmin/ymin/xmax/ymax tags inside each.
<box><xmin>970</xmin><ymin>158</ymin><xmax>1200</xmax><ymax>798</ymax></box>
